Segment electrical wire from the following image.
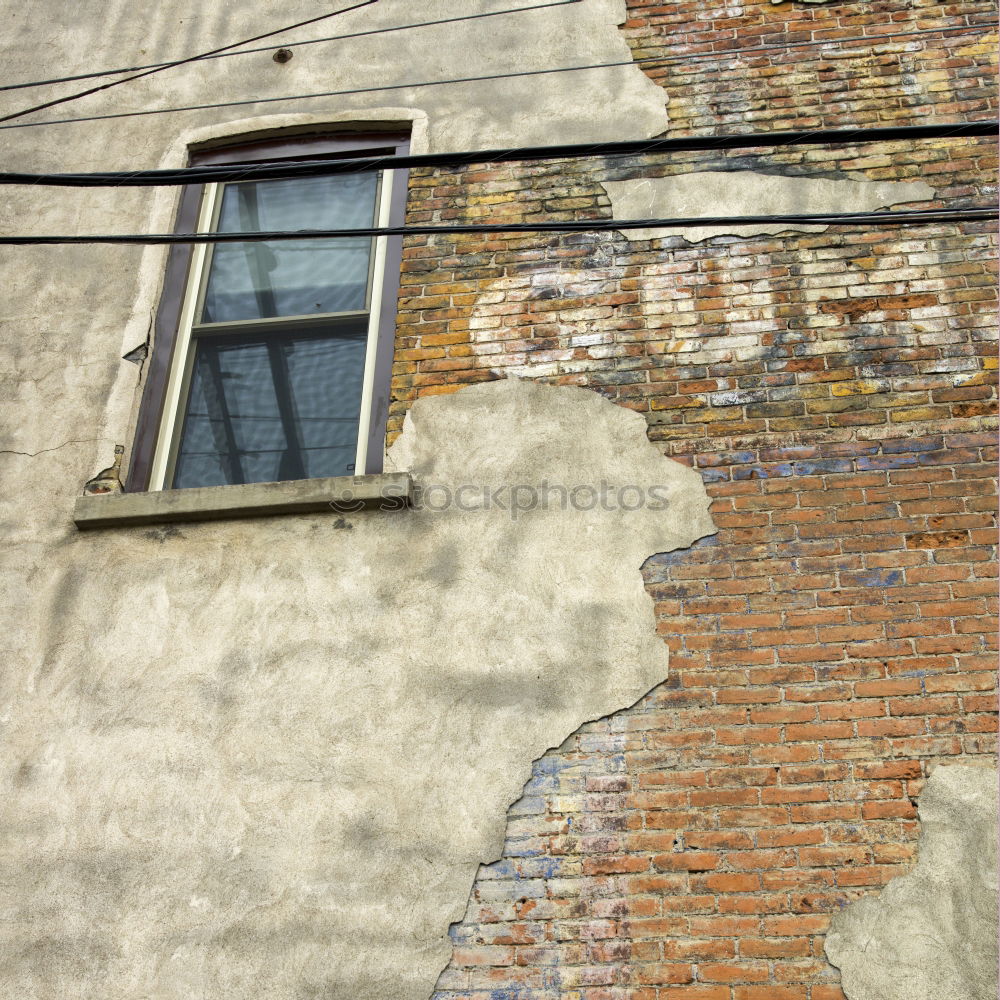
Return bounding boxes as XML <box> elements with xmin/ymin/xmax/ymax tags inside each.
<box><xmin>0</xmin><ymin>0</ymin><xmax>379</xmax><ymax>125</ymax></box>
<box><xmin>1</xmin><ymin>21</ymin><xmax>995</xmax><ymax>132</ymax></box>
<box><xmin>0</xmin><ymin>207</ymin><xmax>991</xmax><ymax>245</ymax></box>
<box><xmin>0</xmin><ymin>8</ymin><xmax>976</xmax><ymax>95</ymax></box>
<box><xmin>0</xmin><ymin>0</ymin><xmax>583</xmax><ymax>94</ymax></box>
<box><xmin>0</xmin><ymin>121</ymin><xmax>993</xmax><ymax>187</ymax></box>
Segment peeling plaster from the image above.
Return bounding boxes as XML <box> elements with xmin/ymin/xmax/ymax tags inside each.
<box><xmin>0</xmin><ymin>379</ymin><xmax>715</xmax><ymax>999</ymax></box>
<box><xmin>601</xmin><ymin>172</ymin><xmax>936</xmax><ymax>242</ymax></box>
<box><xmin>0</xmin><ymin>0</ymin><xmax>670</xmax><ymax>488</ymax></box>
<box><xmin>825</xmin><ymin>765</ymin><xmax>999</xmax><ymax>1000</ymax></box>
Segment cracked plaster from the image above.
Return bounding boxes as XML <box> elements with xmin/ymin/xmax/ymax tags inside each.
<box><xmin>601</xmin><ymin>172</ymin><xmax>937</xmax><ymax>242</ymax></box>
<box><xmin>0</xmin><ymin>378</ymin><xmax>715</xmax><ymax>999</ymax></box>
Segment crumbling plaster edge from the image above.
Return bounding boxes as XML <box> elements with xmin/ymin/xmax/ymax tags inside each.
<box><xmin>430</xmin><ymin>540</ymin><xmax>717</xmax><ymax>993</ymax></box>
<box><xmin>822</xmin><ymin>761</ymin><xmax>999</xmax><ymax>999</ymax></box>
<box><xmin>599</xmin><ymin>172</ymin><xmax>938</xmax><ymax>244</ymax></box>
<box><xmin>402</xmin><ymin>379</ymin><xmax>719</xmax><ymax>992</ymax></box>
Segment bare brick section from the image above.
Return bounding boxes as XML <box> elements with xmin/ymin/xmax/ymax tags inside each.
<box><xmin>411</xmin><ymin>0</ymin><xmax>997</xmax><ymax>996</ymax></box>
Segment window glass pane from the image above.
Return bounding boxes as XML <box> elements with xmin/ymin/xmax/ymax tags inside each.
<box><xmin>200</xmin><ymin>173</ymin><xmax>378</xmax><ymax>323</ymax></box>
<box><xmin>171</xmin><ymin>324</ymin><xmax>368</xmax><ymax>489</ymax></box>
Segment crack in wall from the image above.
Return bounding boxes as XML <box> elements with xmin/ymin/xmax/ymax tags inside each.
<box><xmin>1</xmin><ymin>379</ymin><xmax>716</xmax><ymax>999</ymax></box>
<box><xmin>601</xmin><ymin>172</ymin><xmax>936</xmax><ymax>243</ymax></box>
<box><xmin>0</xmin><ymin>438</ymin><xmax>100</xmax><ymax>459</ymax></box>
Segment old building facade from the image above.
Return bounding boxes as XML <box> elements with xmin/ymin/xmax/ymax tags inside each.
<box><xmin>0</xmin><ymin>1</ymin><xmax>996</xmax><ymax>999</ymax></box>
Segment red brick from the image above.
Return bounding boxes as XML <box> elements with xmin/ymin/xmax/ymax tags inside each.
<box><xmin>657</xmin><ymin>988</ymin><xmax>730</xmax><ymax>1000</ymax></box>
<box><xmin>734</xmin><ymin>988</ymin><xmax>809</xmax><ymax>1000</ymax></box>
<box><xmin>757</xmin><ymin>827</ymin><xmax>825</xmax><ymax>848</ymax></box>
<box><xmin>661</xmin><ymin>938</ymin><xmax>737</xmax><ymax>961</ymax></box>
<box><xmin>634</xmin><ymin>964</ymin><xmax>695</xmax><ymax>985</ymax></box>
<box><xmin>740</xmin><ymin>937</ymin><xmax>812</xmax><ymax>959</ymax></box>
<box><xmin>761</xmin><ymin>785</ymin><xmax>830</xmax><ymax>805</ymax></box>
<box><xmin>699</xmin><ymin>963</ymin><xmax>770</xmax><ymax>984</ymax></box>
<box><xmin>697</xmin><ymin>873</ymin><xmax>762</xmax><ymax>893</ymax></box>
<box><xmin>582</xmin><ymin>855</ymin><xmax>650</xmax><ymax>875</ymax></box>
<box><xmin>785</xmin><ymin>722</ymin><xmax>855</xmax><ymax>741</ymax></box>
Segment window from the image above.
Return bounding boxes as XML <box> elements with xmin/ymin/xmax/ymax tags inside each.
<box><xmin>128</xmin><ymin>131</ymin><xmax>408</xmax><ymax>492</ymax></box>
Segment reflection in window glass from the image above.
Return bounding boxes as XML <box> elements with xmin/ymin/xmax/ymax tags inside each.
<box><xmin>171</xmin><ymin>326</ymin><xmax>369</xmax><ymax>489</ymax></box>
<box><xmin>201</xmin><ymin>173</ymin><xmax>378</xmax><ymax>323</ymax></box>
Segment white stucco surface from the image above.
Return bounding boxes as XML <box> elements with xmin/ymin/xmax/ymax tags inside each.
<box><xmin>0</xmin><ymin>379</ymin><xmax>715</xmax><ymax>998</ymax></box>
<box><xmin>0</xmin><ymin>0</ymin><xmax>666</xmax><ymax>167</ymax></box>
<box><xmin>825</xmin><ymin>765</ymin><xmax>999</xmax><ymax>1000</ymax></box>
<box><xmin>601</xmin><ymin>172</ymin><xmax>937</xmax><ymax>242</ymax></box>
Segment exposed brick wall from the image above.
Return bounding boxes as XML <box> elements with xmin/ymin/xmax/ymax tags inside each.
<box><xmin>619</xmin><ymin>0</ymin><xmax>997</xmax><ymax>133</ymax></box>
<box><xmin>388</xmin><ymin>1</ymin><xmax>998</xmax><ymax>996</ymax></box>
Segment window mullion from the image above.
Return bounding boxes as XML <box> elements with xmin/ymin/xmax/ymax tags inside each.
<box><xmin>149</xmin><ymin>181</ymin><xmax>221</xmax><ymax>491</ymax></box>
<box><xmin>355</xmin><ymin>168</ymin><xmax>393</xmax><ymax>477</ymax></box>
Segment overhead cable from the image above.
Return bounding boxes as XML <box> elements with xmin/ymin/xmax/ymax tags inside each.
<box><xmin>0</xmin><ymin>121</ymin><xmax>994</xmax><ymax>187</ymax></box>
<box><xmin>0</xmin><ymin>207</ymin><xmax>991</xmax><ymax>245</ymax></box>
<box><xmin>0</xmin><ymin>0</ymin><xmax>379</xmax><ymax>125</ymax></box>
<box><xmin>0</xmin><ymin>0</ymin><xmax>582</xmax><ymax>94</ymax></box>
<box><xmin>1</xmin><ymin>22</ymin><xmax>995</xmax><ymax>132</ymax></box>
<box><xmin>0</xmin><ymin>11</ymin><xmax>980</xmax><ymax>96</ymax></box>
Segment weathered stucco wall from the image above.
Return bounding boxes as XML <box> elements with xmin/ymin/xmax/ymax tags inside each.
<box><xmin>825</xmin><ymin>764</ymin><xmax>999</xmax><ymax>1000</ymax></box>
<box><xmin>0</xmin><ymin>1</ymin><xmax>995</xmax><ymax>997</ymax></box>
<box><xmin>0</xmin><ymin>0</ymin><xmax>669</xmax><ymax>500</ymax></box>
<box><xmin>0</xmin><ymin>379</ymin><xmax>715</xmax><ymax>998</ymax></box>
<box><xmin>601</xmin><ymin>173</ymin><xmax>937</xmax><ymax>242</ymax></box>
<box><xmin>0</xmin><ymin>0</ymin><xmax>667</xmax><ymax>161</ymax></box>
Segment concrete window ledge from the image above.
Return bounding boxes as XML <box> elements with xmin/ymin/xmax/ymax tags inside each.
<box><xmin>73</xmin><ymin>473</ymin><xmax>412</xmax><ymax>530</ymax></box>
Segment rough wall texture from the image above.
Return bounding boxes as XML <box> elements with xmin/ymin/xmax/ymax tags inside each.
<box><xmin>825</xmin><ymin>764</ymin><xmax>998</xmax><ymax>1000</ymax></box>
<box><xmin>0</xmin><ymin>380</ymin><xmax>714</xmax><ymax>999</ymax></box>
<box><xmin>390</xmin><ymin>1</ymin><xmax>998</xmax><ymax>997</ymax></box>
<box><xmin>0</xmin><ymin>0</ymin><xmax>996</xmax><ymax>998</ymax></box>
<box><xmin>600</xmin><ymin>174</ymin><xmax>936</xmax><ymax>242</ymax></box>
<box><xmin>0</xmin><ymin>0</ymin><xmax>666</xmax><ymax>168</ymax></box>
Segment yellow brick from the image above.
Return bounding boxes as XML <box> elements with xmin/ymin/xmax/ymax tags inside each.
<box><xmin>955</xmin><ymin>371</ymin><xmax>997</xmax><ymax>387</ymax></box>
<box><xmin>831</xmin><ymin>380</ymin><xmax>885</xmax><ymax>397</ymax></box>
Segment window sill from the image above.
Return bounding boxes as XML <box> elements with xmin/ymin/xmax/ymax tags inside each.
<box><xmin>73</xmin><ymin>472</ymin><xmax>411</xmax><ymax>530</ymax></box>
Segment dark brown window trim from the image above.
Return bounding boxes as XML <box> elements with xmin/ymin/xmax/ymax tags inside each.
<box><xmin>126</xmin><ymin>128</ymin><xmax>410</xmax><ymax>493</ymax></box>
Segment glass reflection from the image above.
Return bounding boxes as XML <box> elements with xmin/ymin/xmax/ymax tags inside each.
<box><xmin>172</xmin><ymin>325</ymin><xmax>368</xmax><ymax>489</ymax></box>
<box><xmin>201</xmin><ymin>173</ymin><xmax>378</xmax><ymax>323</ymax></box>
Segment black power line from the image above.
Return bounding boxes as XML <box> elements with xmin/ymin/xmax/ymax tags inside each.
<box><xmin>0</xmin><ymin>0</ymin><xmax>380</xmax><ymax>125</ymax></box>
<box><xmin>0</xmin><ymin>0</ymin><xmax>584</xmax><ymax>94</ymax></box>
<box><xmin>0</xmin><ymin>9</ymin><xmax>977</xmax><ymax>95</ymax></box>
<box><xmin>0</xmin><ymin>207</ymin><xmax>991</xmax><ymax>245</ymax></box>
<box><xmin>2</xmin><ymin>22</ymin><xmax>996</xmax><ymax>133</ymax></box>
<box><xmin>2</xmin><ymin>121</ymin><xmax>995</xmax><ymax>187</ymax></box>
